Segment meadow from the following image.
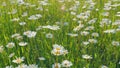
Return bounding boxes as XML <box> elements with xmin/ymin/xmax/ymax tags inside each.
<box><xmin>0</xmin><ymin>0</ymin><xmax>120</xmax><ymax>68</ymax></box>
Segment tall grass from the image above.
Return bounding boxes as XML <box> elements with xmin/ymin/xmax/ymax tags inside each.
<box><xmin>0</xmin><ymin>0</ymin><xmax>120</xmax><ymax>68</ymax></box>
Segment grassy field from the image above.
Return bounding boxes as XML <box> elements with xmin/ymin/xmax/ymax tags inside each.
<box><xmin>0</xmin><ymin>0</ymin><xmax>120</xmax><ymax>68</ymax></box>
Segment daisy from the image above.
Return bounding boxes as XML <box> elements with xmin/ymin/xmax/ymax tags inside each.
<box><xmin>12</xmin><ymin>57</ymin><xmax>24</xmax><ymax>64</ymax></box>
<box><xmin>42</xmin><ymin>25</ymin><xmax>60</xmax><ymax>30</ymax></box>
<box><xmin>82</xmin><ymin>41</ymin><xmax>89</xmax><ymax>46</ymax></box>
<box><xmin>19</xmin><ymin>42</ymin><xmax>28</xmax><ymax>46</ymax></box>
<box><xmin>51</xmin><ymin>44</ymin><xmax>68</xmax><ymax>56</ymax></box>
<box><xmin>23</xmin><ymin>31</ymin><xmax>37</xmax><ymax>38</ymax></box>
<box><xmin>46</xmin><ymin>33</ymin><xmax>53</xmax><ymax>38</ymax></box>
<box><xmin>91</xmin><ymin>33</ymin><xmax>99</xmax><ymax>37</ymax></box>
<box><xmin>52</xmin><ymin>63</ymin><xmax>61</xmax><ymax>68</ymax></box>
<box><xmin>17</xmin><ymin>0</ymin><xmax>25</xmax><ymax>4</ymax></box>
<box><xmin>82</xmin><ymin>54</ymin><xmax>92</xmax><ymax>60</ymax></box>
<box><xmin>73</xmin><ymin>24</ymin><xmax>84</xmax><ymax>32</ymax></box>
<box><xmin>67</xmin><ymin>33</ymin><xmax>78</xmax><ymax>37</ymax></box>
<box><xmin>103</xmin><ymin>29</ymin><xmax>116</xmax><ymax>33</ymax></box>
<box><xmin>19</xmin><ymin>22</ymin><xmax>26</xmax><ymax>26</ymax></box>
<box><xmin>9</xmin><ymin>53</ymin><xmax>15</xmax><ymax>58</ymax></box>
<box><xmin>16</xmin><ymin>64</ymin><xmax>28</xmax><ymax>68</ymax></box>
<box><xmin>5</xmin><ymin>65</ymin><xmax>13</xmax><ymax>68</ymax></box>
<box><xmin>28</xmin><ymin>64</ymin><xmax>38</xmax><ymax>68</ymax></box>
<box><xmin>112</xmin><ymin>41</ymin><xmax>119</xmax><ymax>46</ymax></box>
<box><xmin>101</xmin><ymin>65</ymin><xmax>108</xmax><ymax>68</ymax></box>
<box><xmin>88</xmin><ymin>39</ymin><xmax>97</xmax><ymax>43</ymax></box>
<box><xmin>80</xmin><ymin>31</ymin><xmax>89</xmax><ymax>36</ymax></box>
<box><xmin>6</xmin><ymin>42</ymin><xmax>15</xmax><ymax>48</ymax></box>
<box><xmin>61</xmin><ymin>60</ymin><xmax>72</xmax><ymax>67</ymax></box>
<box><xmin>11</xmin><ymin>33</ymin><xmax>23</xmax><ymax>40</ymax></box>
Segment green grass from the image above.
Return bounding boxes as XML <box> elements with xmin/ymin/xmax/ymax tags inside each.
<box><xmin>0</xmin><ymin>0</ymin><xmax>120</xmax><ymax>68</ymax></box>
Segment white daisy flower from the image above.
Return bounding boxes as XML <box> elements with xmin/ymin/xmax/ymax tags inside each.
<box><xmin>61</xmin><ymin>60</ymin><xmax>73</xmax><ymax>67</ymax></box>
<box><xmin>6</xmin><ymin>42</ymin><xmax>15</xmax><ymax>48</ymax></box>
<box><xmin>9</xmin><ymin>53</ymin><xmax>15</xmax><ymax>58</ymax></box>
<box><xmin>46</xmin><ymin>33</ymin><xmax>53</xmax><ymax>38</ymax></box>
<box><xmin>19</xmin><ymin>22</ymin><xmax>26</xmax><ymax>26</ymax></box>
<box><xmin>28</xmin><ymin>64</ymin><xmax>38</xmax><ymax>68</ymax></box>
<box><xmin>12</xmin><ymin>57</ymin><xmax>24</xmax><ymax>64</ymax></box>
<box><xmin>16</xmin><ymin>64</ymin><xmax>28</xmax><ymax>68</ymax></box>
<box><xmin>23</xmin><ymin>31</ymin><xmax>37</xmax><ymax>38</ymax></box>
<box><xmin>82</xmin><ymin>54</ymin><xmax>92</xmax><ymax>60</ymax></box>
<box><xmin>52</xmin><ymin>63</ymin><xmax>61</xmax><ymax>68</ymax></box>
<box><xmin>19</xmin><ymin>42</ymin><xmax>28</xmax><ymax>46</ymax></box>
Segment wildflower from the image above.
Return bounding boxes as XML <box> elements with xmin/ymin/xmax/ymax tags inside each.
<box><xmin>52</xmin><ymin>63</ymin><xmax>61</xmax><ymax>68</ymax></box>
<box><xmin>88</xmin><ymin>18</ymin><xmax>97</xmax><ymax>24</ymax></box>
<box><xmin>11</xmin><ymin>18</ymin><xmax>20</xmax><ymax>22</ymax></box>
<box><xmin>2</xmin><ymin>2</ymin><xmax>6</xmax><ymax>6</ymax></box>
<box><xmin>9</xmin><ymin>53</ymin><xmax>15</xmax><ymax>58</ymax></box>
<box><xmin>96</xmin><ymin>8</ymin><xmax>99</xmax><ymax>11</ymax></box>
<box><xmin>72</xmin><ymin>18</ymin><xmax>77</xmax><ymax>21</ymax></box>
<box><xmin>112</xmin><ymin>20</ymin><xmax>120</xmax><ymax>26</ymax></box>
<box><xmin>39</xmin><ymin>0</ymin><xmax>49</xmax><ymax>6</ymax></box>
<box><xmin>42</xmin><ymin>25</ymin><xmax>60</xmax><ymax>30</ymax></box>
<box><xmin>38</xmin><ymin>57</ymin><xmax>45</xmax><ymax>60</ymax></box>
<box><xmin>51</xmin><ymin>49</ymin><xmax>62</xmax><ymax>56</ymax></box>
<box><xmin>101</xmin><ymin>12</ymin><xmax>109</xmax><ymax>16</ymax></box>
<box><xmin>88</xmin><ymin>39</ymin><xmax>97</xmax><ymax>43</ymax></box>
<box><xmin>67</xmin><ymin>33</ymin><xmax>78</xmax><ymax>37</ymax></box>
<box><xmin>19</xmin><ymin>42</ymin><xmax>28</xmax><ymax>46</ymax></box>
<box><xmin>11</xmin><ymin>9</ymin><xmax>17</xmax><ymax>14</ymax></box>
<box><xmin>11</xmin><ymin>33</ymin><xmax>23</xmax><ymax>40</ymax></box>
<box><xmin>8</xmin><ymin>9</ymin><xmax>17</xmax><ymax>14</ymax></box>
<box><xmin>58</xmin><ymin>0</ymin><xmax>65</xmax><ymax>3</ymax></box>
<box><xmin>16</xmin><ymin>64</ymin><xmax>28</xmax><ymax>68</ymax></box>
<box><xmin>82</xmin><ymin>54</ymin><xmax>92</xmax><ymax>60</ymax></box>
<box><xmin>28</xmin><ymin>64</ymin><xmax>38</xmax><ymax>68</ymax></box>
<box><xmin>61</xmin><ymin>5</ymin><xmax>66</xmax><ymax>10</ymax></box>
<box><xmin>5</xmin><ymin>65</ymin><xmax>13</xmax><ymax>68</ymax></box>
<box><xmin>100</xmin><ymin>18</ymin><xmax>111</xmax><ymax>27</ymax></box>
<box><xmin>104</xmin><ymin>2</ymin><xmax>111</xmax><ymax>11</ymax></box>
<box><xmin>112</xmin><ymin>41</ymin><xmax>119</xmax><ymax>46</ymax></box>
<box><xmin>21</xmin><ymin>12</ymin><xmax>28</xmax><ymax>17</ymax></box>
<box><xmin>119</xmin><ymin>61</ymin><xmax>120</xmax><ymax>64</ymax></box>
<box><xmin>71</xmin><ymin>11</ymin><xmax>76</xmax><ymax>15</ymax></box>
<box><xmin>103</xmin><ymin>29</ymin><xmax>116</xmax><ymax>34</ymax></box>
<box><xmin>116</xmin><ymin>14</ymin><xmax>120</xmax><ymax>17</ymax></box>
<box><xmin>19</xmin><ymin>22</ymin><xmax>26</xmax><ymax>26</ymax></box>
<box><xmin>11</xmin><ymin>33</ymin><xmax>20</xmax><ymax>38</ymax></box>
<box><xmin>82</xmin><ymin>41</ymin><xmax>89</xmax><ymax>46</ymax></box>
<box><xmin>101</xmin><ymin>65</ymin><xmax>108</xmax><ymax>68</ymax></box>
<box><xmin>85</xmin><ymin>26</ymin><xmax>94</xmax><ymax>31</ymax></box>
<box><xmin>23</xmin><ymin>31</ymin><xmax>37</xmax><ymax>38</ymax></box>
<box><xmin>17</xmin><ymin>0</ymin><xmax>25</xmax><ymax>4</ymax></box>
<box><xmin>35</xmin><ymin>14</ymin><xmax>42</xmax><ymax>18</ymax></box>
<box><xmin>80</xmin><ymin>31</ymin><xmax>89</xmax><ymax>36</ymax></box>
<box><xmin>62</xmin><ymin>50</ymin><xmax>68</xmax><ymax>55</ymax></box>
<box><xmin>64</xmin><ymin>22</ymin><xmax>69</xmax><ymax>26</ymax></box>
<box><xmin>12</xmin><ymin>57</ymin><xmax>24</xmax><ymax>64</ymax></box>
<box><xmin>28</xmin><ymin>14</ymin><xmax>42</xmax><ymax>20</ymax></box>
<box><xmin>6</xmin><ymin>42</ymin><xmax>15</xmax><ymax>48</ymax></box>
<box><xmin>37</xmin><ymin>25</ymin><xmax>60</xmax><ymax>31</ymax></box>
<box><xmin>91</xmin><ymin>32</ymin><xmax>99</xmax><ymax>37</ymax></box>
<box><xmin>46</xmin><ymin>33</ymin><xmax>53</xmax><ymax>38</ymax></box>
<box><xmin>73</xmin><ymin>24</ymin><xmax>84</xmax><ymax>32</ymax></box>
<box><xmin>61</xmin><ymin>60</ymin><xmax>73</xmax><ymax>67</ymax></box>
<box><xmin>51</xmin><ymin>44</ymin><xmax>68</xmax><ymax>56</ymax></box>
<box><xmin>28</xmin><ymin>15</ymin><xmax>38</xmax><ymax>20</ymax></box>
